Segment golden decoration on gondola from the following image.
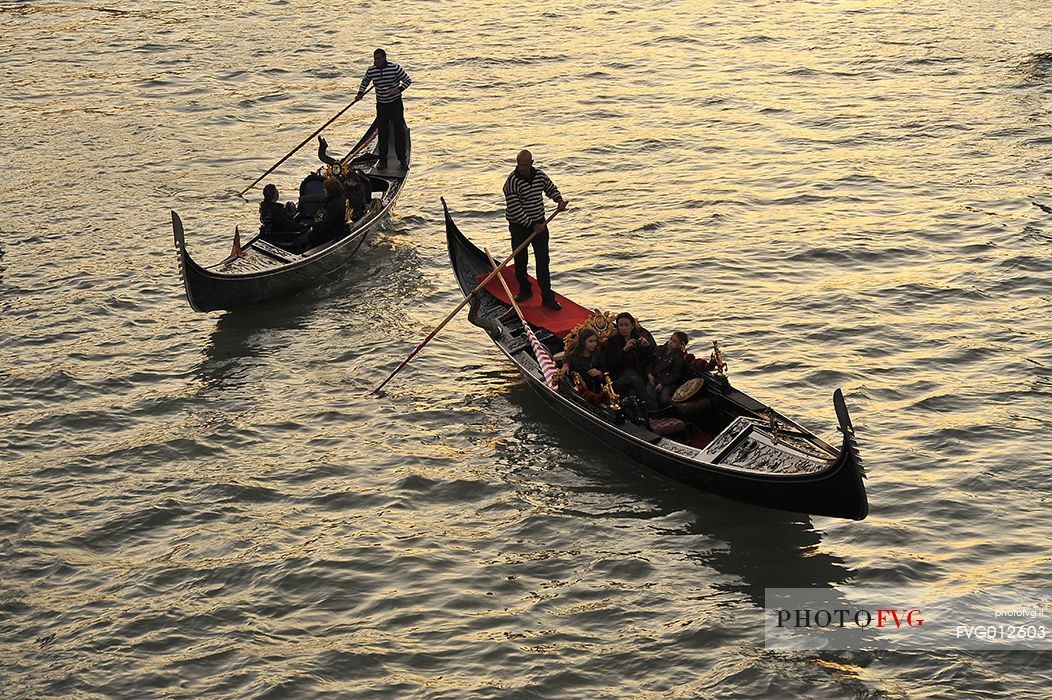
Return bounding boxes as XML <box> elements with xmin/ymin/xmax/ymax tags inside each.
<box><xmin>711</xmin><ymin>340</ymin><xmax>728</xmax><ymax>376</ymax></box>
<box><xmin>323</xmin><ymin>161</ymin><xmax>357</xmax><ymax>180</ymax></box>
<box><xmin>672</xmin><ymin>377</ymin><xmax>705</xmax><ymax>403</ymax></box>
<box><xmin>571</xmin><ymin>371</ymin><xmax>585</xmax><ymax>393</ymax></box>
<box><xmin>562</xmin><ymin>309</ymin><xmax>618</xmax><ymax>354</ymax></box>
<box><xmin>601</xmin><ymin>372</ymin><xmax>620</xmax><ymax>410</ymax></box>
<box><xmin>570</xmin><ymin>371</ymin><xmax>619</xmax><ymax>408</ymax></box>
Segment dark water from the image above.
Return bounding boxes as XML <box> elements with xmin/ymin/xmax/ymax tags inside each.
<box><xmin>2</xmin><ymin>1</ymin><xmax>1052</xmax><ymax>697</ymax></box>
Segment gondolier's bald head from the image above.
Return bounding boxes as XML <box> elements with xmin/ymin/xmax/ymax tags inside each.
<box><xmin>516</xmin><ymin>149</ymin><xmax>533</xmax><ymax>175</ymax></box>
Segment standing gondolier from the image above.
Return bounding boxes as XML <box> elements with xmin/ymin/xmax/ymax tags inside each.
<box><xmin>504</xmin><ymin>149</ymin><xmax>569</xmax><ymax>310</ymax></box>
<box><xmin>353</xmin><ymin>48</ymin><xmax>412</xmax><ymax>170</ymax></box>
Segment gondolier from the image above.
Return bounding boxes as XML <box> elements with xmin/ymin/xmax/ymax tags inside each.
<box><xmin>503</xmin><ymin>149</ymin><xmax>568</xmax><ymax>310</ymax></box>
<box><xmin>352</xmin><ymin>48</ymin><xmax>412</xmax><ymax>171</ymax></box>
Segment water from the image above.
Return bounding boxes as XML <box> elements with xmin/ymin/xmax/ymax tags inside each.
<box><xmin>2</xmin><ymin>0</ymin><xmax>1051</xmax><ymax>697</ymax></box>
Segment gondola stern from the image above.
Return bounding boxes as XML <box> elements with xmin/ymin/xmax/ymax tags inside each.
<box><xmin>442</xmin><ymin>197</ymin><xmax>457</xmax><ymax>238</ymax></box>
<box><xmin>170</xmin><ymin>210</ymin><xmax>209</xmax><ymax>313</ymax></box>
<box><xmin>443</xmin><ymin>200</ymin><xmax>487</xmax><ymax>260</ymax></box>
<box><xmin>832</xmin><ymin>388</ymin><xmax>868</xmax><ymax>520</ymax></box>
<box><xmin>833</xmin><ymin>387</ymin><xmax>854</xmax><ymax>436</ymax></box>
<box><xmin>443</xmin><ymin>199</ymin><xmax>466</xmax><ymax>282</ymax></box>
<box><xmin>171</xmin><ymin>210</ymin><xmax>186</xmax><ymax>248</ymax></box>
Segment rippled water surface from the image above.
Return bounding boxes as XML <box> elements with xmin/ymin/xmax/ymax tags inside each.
<box><xmin>3</xmin><ymin>1</ymin><xmax>1052</xmax><ymax>697</ymax></box>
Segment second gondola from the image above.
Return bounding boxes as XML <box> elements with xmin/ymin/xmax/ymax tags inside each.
<box><xmin>173</xmin><ymin>121</ymin><xmax>410</xmax><ymax>312</ymax></box>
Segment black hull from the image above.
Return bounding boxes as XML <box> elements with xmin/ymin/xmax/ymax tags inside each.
<box><xmin>443</xmin><ymin>199</ymin><xmax>868</xmax><ymax>520</ymax></box>
<box><xmin>174</xmin><ymin>211</ymin><xmax>379</xmax><ymax>312</ymax></box>
<box><xmin>173</xmin><ymin>121</ymin><xmax>410</xmax><ymax>312</ymax></box>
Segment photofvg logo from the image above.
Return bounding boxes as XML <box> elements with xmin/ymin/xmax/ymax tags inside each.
<box><xmin>775</xmin><ymin>607</ymin><xmax>924</xmax><ymax>629</ymax></box>
<box><xmin>764</xmin><ymin>588</ymin><xmax>1052</xmax><ymax>651</ymax></box>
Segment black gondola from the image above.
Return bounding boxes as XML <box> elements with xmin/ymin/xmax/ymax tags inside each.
<box><xmin>172</xmin><ymin>121</ymin><xmax>411</xmax><ymax>312</ymax></box>
<box><xmin>443</xmin><ymin>199</ymin><xmax>868</xmax><ymax>520</ymax></box>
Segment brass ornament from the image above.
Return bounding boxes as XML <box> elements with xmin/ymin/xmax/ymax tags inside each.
<box><xmin>562</xmin><ymin>309</ymin><xmax>619</xmax><ymax>354</ymax></box>
<box><xmin>672</xmin><ymin>377</ymin><xmax>705</xmax><ymax>403</ymax></box>
<box><xmin>602</xmin><ymin>372</ymin><xmax>620</xmax><ymax>410</ymax></box>
<box><xmin>569</xmin><ymin>370</ymin><xmax>620</xmax><ymax>408</ymax></box>
<box><xmin>711</xmin><ymin>340</ymin><xmax>728</xmax><ymax>376</ymax></box>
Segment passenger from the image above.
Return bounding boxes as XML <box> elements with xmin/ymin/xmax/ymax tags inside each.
<box><xmin>298</xmin><ymin>177</ymin><xmax>349</xmax><ymax>250</ymax></box>
<box><xmin>317</xmin><ymin>136</ymin><xmax>371</xmax><ymax>217</ymax></box>
<box><xmin>647</xmin><ymin>331</ymin><xmax>689</xmax><ymax>407</ymax></box>
<box><xmin>560</xmin><ymin>327</ymin><xmax>606</xmax><ymax>393</ymax></box>
<box><xmin>605</xmin><ymin>312</ymin><xmax>658</xmax><ymax>411</ymax></box>
<box><xmin>297</xmin><ymin>172</ymin><xmax>327</xmax><ymax>221</ymax></box>
<box><xmin>343</xmin><ymin>168</ymin><xmax>372</xmax><ymax>221</ymax></box>
<box><xmin>259</xmin><ymin>184</ymin><xmax>305</xmax><ymax>242</ymax></box>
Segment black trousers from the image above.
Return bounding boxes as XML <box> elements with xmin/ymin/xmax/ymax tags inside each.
<box><xmin>509</xmin><ymin>221</ymin><xmax>552</xmax><ymax>298</ymax></box>
<box><xmin>375</xmin><ymin>99</ymin><xmax>407</xmax><ymax>163</ymax></box>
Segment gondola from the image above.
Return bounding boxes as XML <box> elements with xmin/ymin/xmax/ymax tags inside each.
<box><xmin>172</xmin><ymin>121</ymin><xmax>410</xmax><ymax>312</ymax></box>
<box><xmin>443</xmin><ymin>199</ymin><xmax>868</xmax><ymax>520</ymax></box>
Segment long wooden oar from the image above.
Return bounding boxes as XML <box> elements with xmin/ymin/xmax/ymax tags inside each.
<box><xmin>238</xmin><ymin>84</ymin><xmax>374</xmax><ymax>198</ymax></box>
<box><xmin>485</xmin><ymin>246</ymin><xmax>564</xmax><ymax>392</ymax></box>
<box><xmin>484</xmin><ymin>247</ymin><xmax>526</xmax><ymax>321</ymax></box>
<box><xmin>371</xmin><ymin>207</ymin><xmax>564</xmax><ymax>394</ymax></box>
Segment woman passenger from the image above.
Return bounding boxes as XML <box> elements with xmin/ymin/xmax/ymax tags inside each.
<box><xmin>299</xmin><ymin>177</ymin><xmax>350</xmax><ymax>250</ymax></box>
<box><xmin>605</xmin><ymin>312</ymin><xmax>658</xmax><ymax>411</ymax></box>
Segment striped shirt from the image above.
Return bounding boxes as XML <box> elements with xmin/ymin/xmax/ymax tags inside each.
<box><xmin>503</xmin><ymin>168</ymin><xmax>563</xmax><ymax>226</ymax></box>
<box><xmin>357</xmin><ymin>62</ymin><xmax>412</xmax><ymax>104</ymax></box>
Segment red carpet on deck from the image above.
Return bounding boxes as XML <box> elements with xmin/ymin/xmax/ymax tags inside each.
<box><xmin>476</xmin><ymin>265</ymin><xmax>592</xmax><ymax>338</ymax></box>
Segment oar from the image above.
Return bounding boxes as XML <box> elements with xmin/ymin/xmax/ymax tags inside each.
<box><xmin>484</xmin><ymin>246</ymin><xmax>527</xmax><ymax>321</ymax></box>
<box><xmin>484</xmin><ymin>245</ymin><xmax>560</xmax><ymax>392</ymax></box>
<box><xmin>371</xmin><ymin>206</ymin><xmax>564</xmax><ymax>394</ymax></box>
<box><xmin>237</xmin><ymin>84</ymin><xmax>375</xmax><ymax>198</ymax></box>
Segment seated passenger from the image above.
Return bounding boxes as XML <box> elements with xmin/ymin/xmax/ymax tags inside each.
<box><xmin>343</xmin><ymin>169</ymin><xmax>372</xmax><ymax>221</ymax></box>
<box><xmin>298</xmin><ymin>177</ymin><xmax>349</xmax><ymax>250</ymax></box>
<box><xmin>560</xmin><ymin>327</ymin><xmax>606</xmax><ymax>393</ymax></box>
<box><xmin>647</xmin><ymin>331</ymin><xmax>689</xmax><ymax>407</ymax></box>
<box><xmin>259</xmin><ymin>184</ymin><xmax>304</xmax><ymax>242</ymax></box>
<box><xmin>605</xmin><ymin>312</ymin><xmax>658</xmax><ymax>411</ymax></box>
<box><xmin>317</xmin><ymin>138</ymin><xmax>372</xmax><ymax>221</ymax></box>
<box><xmin>297</xmin><ymin>172</ymin><xmax>327</xmax><ymax>221</ymax></box>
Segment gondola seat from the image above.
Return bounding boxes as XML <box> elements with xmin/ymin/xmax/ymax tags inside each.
<box><xmin>297</xmin><ymin>173</ymin><xmax>326</xmax><ymax>220</ymax></box>
<box><xmin>649</xmin><ymin>416</ymin><xmax>688</xmax><ymax>437</ymax></box>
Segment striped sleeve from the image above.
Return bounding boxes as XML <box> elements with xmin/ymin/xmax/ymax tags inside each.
<box><xmin>503</xmin><ymin>174</ymin><xmax>528</xmax><ymax>225</ymax></box>
<box><xmin>395</xmin><ymin>65</ymin><xmax>412</xmax><ymax>92</ymax></box>
<box><xmin>541</xmin><ymin>172</ymin><xmax>562</xmax><ymax>202</ymax></box>
<box><xmin>357</xmin><ymin>71</ymin><xmax>372</xmax><ymax>98</ymax></box>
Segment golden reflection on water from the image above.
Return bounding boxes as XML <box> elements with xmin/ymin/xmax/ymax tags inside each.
<box><xmin>3</xmin><ymin>0</ymin><xmax>1052</xmax><ymax>697</ymax></box>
